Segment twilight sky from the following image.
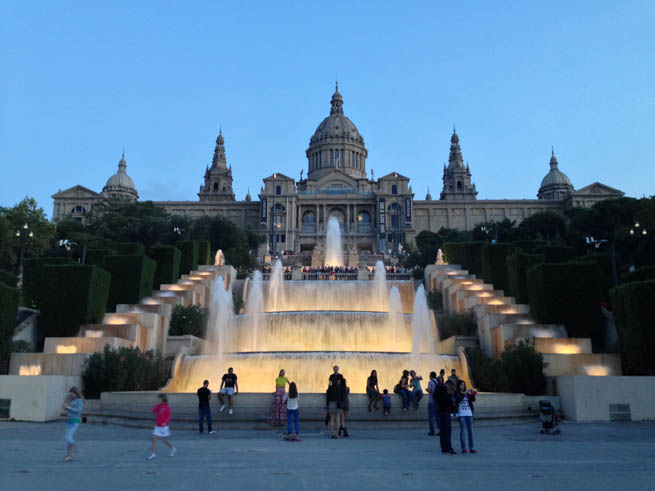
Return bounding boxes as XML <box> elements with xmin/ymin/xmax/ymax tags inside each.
<box><xmin>1</xmin><ymin>1</ymin><xmax>654</xmax><ymax>217</ymax></box>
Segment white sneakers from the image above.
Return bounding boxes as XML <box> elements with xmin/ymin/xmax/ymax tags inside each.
<box><xmin>219</xmin><ymin>404</ymin><xmax>226</xmax><ymax>412</ymax></box>
<box><xmin>169</xmin><ymin>447</ymin><xmax>176</xmax><ymax>458</ymax></box>
<box><xmin>228</xmin><ymin>409</ymin><xmax>233</xmax><ymax>415</ymax></box>
<box><xmin>209</xmin><ymin>430</ymin><xmax>217</xmax><ymax>434</ymax></box>
<box><xmin>146</xmin><ymin>454</ymin><xmax>156</xmax><ymax>460</ymax></box>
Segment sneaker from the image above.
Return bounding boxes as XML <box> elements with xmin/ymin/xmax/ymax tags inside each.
<box><xmin>219</xmin><ymin>404</ymin><xmax>226</xmax><ymax>413</ymax></box>
<box><xmin>209</xmin><ymin>430</ymin><xmax>216</xmax><ymax>434</ymax></box>
<box><xmin>447</xmin><ymin>449</ymin><xmax>457</xmax><ymax>455</ymax></box>
<box><xmin>295</xmin><ymin>436</ymin><xmax>302</xmax><ymax>442</ymax></box>
<box><xmin>228</xmin><ymin>409</ymin><xmax>233</xmax><ymax>415</ymax></box>
<box><xmin>462</xmin><ymin>449</ymin><xmax>468</xmax><ymax>454</ymax></box>
<box><xmin>63</xmin><ymin>455</ymin><xmax>72</xmax><ymax>462</ymax></box>
<box><xmin>146</xmin><ymin>454</ymin><xmax>156</xmax><ymax>460</ymax></box>
<box><xmin>169</xmin><ymin>447</ymin><xmax>176</xmax><ymax>458</ymax></box>
<box><xmin>470</xmin><ymin>449</ymin><xmax>477</xmax><ymax>454</ymax></box>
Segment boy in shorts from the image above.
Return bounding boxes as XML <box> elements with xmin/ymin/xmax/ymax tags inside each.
<box><xmin>218</xmin><ymin>367</ymin><xmax>239</xmax><ymax>415</ymax></box>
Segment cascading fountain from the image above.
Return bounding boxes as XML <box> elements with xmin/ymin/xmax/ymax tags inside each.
<box><xmin>324</xmin><ymin>216</ymin><xmax>343</xmax><ymax>266</ymax></box>
<box><xmin>167</xmin><ymin>259</ymin><xmax>465</xmax><ymax>394</ymax></box>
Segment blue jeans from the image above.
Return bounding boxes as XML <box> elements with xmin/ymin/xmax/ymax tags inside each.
<box><xmin>65</xmin><ymin>422</ymin><xmax>80</xmax><ymax>446</ymax></box>
<box><xmin>199</xmin><ymin>405</ymin><xmax>213</xmax><ymax>433</ymax></box>
<box><xmin>412</xmin><ymin>389</ymin><xmax>423</xmax><ymax>407</ymax></box>
<box><xmin>427</xmin><ymin>401</ymin><xmax>438</xmax><ymax>434</ymax></box>
<box><xmin>458</xmin><ymin>415</ymin><xmax>474</xmax><ymax>451</ymax></box>
<box><xmin>399</xmin><ymin>389</ymin><xmax>411</xmax><ymax>410</ymax></box>
<box><xmin>286</xmin><ymin>408</ymin><xmax>299</xmax><ymax>434</ymax></box>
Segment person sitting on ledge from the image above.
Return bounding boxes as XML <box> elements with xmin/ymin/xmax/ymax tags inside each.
<box><xmin>217</xmin><ymin>367</ymin><xmax>239</xmax><ymax>415</ymax></box>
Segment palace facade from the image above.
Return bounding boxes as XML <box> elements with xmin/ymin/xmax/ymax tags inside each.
<box><xmin>52</xmin><ymin>85</ymin><xmax>623</xmax><ymax>255</ymax></box>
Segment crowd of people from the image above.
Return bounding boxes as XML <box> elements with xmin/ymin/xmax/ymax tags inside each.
<box><xmin>59</xmin><ymin>365</ymin><xmax>477</xmax><ymax>461</ymax></box>
<box><xmin>301</xmin><ymin>265</ymin><xmax>358</xmax><ymax>274</ymax></box>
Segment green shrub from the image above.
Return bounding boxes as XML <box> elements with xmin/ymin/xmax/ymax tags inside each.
<box><xmin>427</xmin><ymin>291</ymin><xmax>443</xmax><ymax>312</ymax></box>
<box><xmin>438</xmin><ymin>312</ymin><xmax>477</xmax><ymax>340</ymax></box>
<box><xmin>610</xmin><ymin>280</ymin><xmax>655</xmax><ymax>375</ymax></box>
<box><xmin>39</xmin><ymin>264</ymin><xmax>111</xmax><ymax>338</ymax></box>
<box><xmin>103</xmin><ymin>255</ymin><xmax>157</xmax><ymax>311</ymax></box>
<box><xmin>533</xmin><ymin>245</ymin><xmax>576</xmax><ymax>263</ymax></box>
<box><xmin>225</xmin><ymin>246</ymin><xmax>253</xmax><ymax>269</ymax></box>
<box><xmin>511</xmin><ymin>240</ymin><xmax>546</xmax><ymax>253</ymax></box>
<box><xmin>506</xmin><ymin>251</ymin><xmax>545</xmax><ymax>304</ymax></box>
<box><xmin>527</xmin><ymin>261</ymin><xmax>602</xmax><ymax>339</ymax></box>
<box><xmin>169</xmin><ymin>305</ymin><xmax>206</xmax><ymax>337</ymax></box>
<box><xmin>620</xmin><ymin>266</ymin><xmax>655</xmax><ymax>285</ymax></box>
<box><xmin>81</xmin><ymin>346</ymin><xmax>171</xmax><ymax>398</ymax></box>
<box><xmin>115</xmin><ymin>242</ymin><xmax>146</xmax><ymax>255</ymax></box>
<box><xmin>465</xmin><ymin>341</ymin><xmax>546</xmax><ymax>395</ymax></box>
<box><xmin>581</xmin><ymin>253</ymin><xmax>620</xmax><ymax>301</ymax></box>
<box><xmin>197</xmin><ymin>240</ymin><xmax>211</xmax><ymax>266</ymax></box>
<box><xmin>85</xmin><ymin>248</ymin><xmax>116</xmax><ymax>268</ymax></box>
<box><xmin>481</xmin><ymin>242</ymin><xmax>512</xmax><ymax>292</ymax></box>
<box><xmin>149</xmin><ymin>245</ymin><xmax>181</xmax><ymax>289</ymax></box>
<box><xmin>0</xmin><ymin>270</ymin><xmax>18</xmax><ymax>288</ymax></box>
<box><xmin>443</xmin><ymin>241</ymin><xmax>485</xmax><ymax>275</ymax></box>
<box><xmin>177</xmin><ymin>240</ymin><xmax>199</xmax><ymax>275</ymax></box>
<box><xmin>0</xmin><ymin>282</ymin><xmax>20</xmax><ymax>368</ymax></box>
<box><xmin>22</xmin><ymin>257</ymin><xmax>76</xmax><ymax>309</ymax></box>
<box><xmin>11</xmin><ymin>340</ymin><xmax>35</xmax><ymax>353</ymax></box>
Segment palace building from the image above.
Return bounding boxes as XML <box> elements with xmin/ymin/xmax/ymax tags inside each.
<box><xmin>52</xmin><ymin>85</ymin><xmax>623</xmax><ymax>255</ymax></box>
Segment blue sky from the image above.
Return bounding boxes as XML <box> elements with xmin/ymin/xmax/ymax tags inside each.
<box><xmin>1</xmin><ymin>1</ymin><xmax>654</xmax><ymax>217</ymax></box>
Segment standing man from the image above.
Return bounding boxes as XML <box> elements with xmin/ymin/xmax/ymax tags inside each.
<box><xmin>329</xmin><ymin>365</ymin><xmax>344</xmax><ymax>387</ymax></box>
<box><xmin>197</xmin><ymin>380</ymin><xmax>215</xmax><ymax>434</ymax></box>
<box><xmin>217</xmin><ymin>367</ymin><xmax>239</xmax><ymax>415</ymax></box>
<box><xmin>435</xmin><ymin>379</ymin><xmax>457</xmax><ymax>454</ymax></box>
<box><xmin>448</xmin><ymin>369</ymin><xmax>460</xmax><ymax>387</ymax></box>
<box><xmin>426</xmin><ymin>371</ymin><xmax>440</xmax><ymax>436</ymax></box>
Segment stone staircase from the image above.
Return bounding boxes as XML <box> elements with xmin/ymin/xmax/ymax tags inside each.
<box><xmin>425</xmin><ymin>264</ymin><xmax>622</xmax><ymax>379</ymax></box>
<box><xmin>8</xmin><ymin>265</ymin><xmax>236</xmax><ymax>378</ymax></box>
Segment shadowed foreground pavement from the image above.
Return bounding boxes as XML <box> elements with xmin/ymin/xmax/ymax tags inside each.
<box><xmin>1</xmin><ymin>420</ymin><xmax>654</xmax><ymax>490</ymax></box>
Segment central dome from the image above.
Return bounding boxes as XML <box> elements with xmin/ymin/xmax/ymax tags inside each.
<box><xmin>306</xmin><ymin>84</ymin><xmax>368</xmax><ymax>180</ymax></box>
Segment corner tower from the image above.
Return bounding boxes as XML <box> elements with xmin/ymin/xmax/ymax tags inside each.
<box><xmin>306</xmin><ymin>83</ymin><xmax>368</xmax><ymax>181</ymax></box>
<box><xmin>198</xmin><ymin>129</ymin><xmax>235</xmax><ymax>201</ymax></box>
<box><xmin>440</xmin><ymin>129</ymin><xmax>477</xmax><ymax>200</ymax></box>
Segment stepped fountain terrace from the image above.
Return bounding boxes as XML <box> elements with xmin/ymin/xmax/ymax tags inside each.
<box><xmin>165</xmin><ymin>261</ymin><xmax>469</xmax><ymax>394</ymax></box>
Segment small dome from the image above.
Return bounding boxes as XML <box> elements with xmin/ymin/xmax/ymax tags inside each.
<box><xmin>309</xmin><ymin>84</ymin><xmax>365</xmax><ymax>146</ymax></box>
<box><xmin>538</xmin><ymin>151</ymin><xmax>574</xmax><ymax>200</ymax></box>
<box><xmin>103</xmin><ymin>153</ymin><xmax>138</xmax><ymax>200</ymax></box>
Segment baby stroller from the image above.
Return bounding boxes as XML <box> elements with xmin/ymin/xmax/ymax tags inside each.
<box><xmin>539</xmin><ymin>400</ymin><xmax>560</xmax><ymax>434</ymax></box>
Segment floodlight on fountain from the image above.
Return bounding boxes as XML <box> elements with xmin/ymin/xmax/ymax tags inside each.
<box><xmin>19</xmin><ymin>365</ymin><xmax>42</xmax><ymax>376</ymax></box>
<box><xmin>85</xmin><ymin>330</ymin><xmax>104</xmax><ymax>338</ymax></box>
<box><xmin>56</xmin><ymin>345</ymin><xmax>78</xmax><ymax>354</ymax></box>
<box><xmin>584</xmin><ymin>365</ymin><xmax>609</xmax><ymax>376</ymax></box>
<box><xmin>552</xmin><ymin>342</ymin><xmax>582</xmax><ymax>354</ymax></box>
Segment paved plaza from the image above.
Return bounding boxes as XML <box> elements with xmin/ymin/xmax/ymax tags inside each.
<box><xmin>1</xmin><ymin>420</ymin><xmax>654</xmax><ymax>490</ymax></box>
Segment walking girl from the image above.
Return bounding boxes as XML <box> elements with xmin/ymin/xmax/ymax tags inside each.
<box><xmin>284</xmin><ymin>382</ymin><xmax>301</xmax><ymax>441</ymax></box>
<box><xmin>62</xmin><ymin>387</ymin><xmax>84</xmax><ymax>462</ymax></box>
<box><xmin>147</xmin><ymin>394</ymin><xmax>176</xmax><ymax>460</ymax></box>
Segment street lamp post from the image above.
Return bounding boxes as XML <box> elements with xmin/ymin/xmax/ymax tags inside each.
<box><xmin>585</xmin><ymin>235</ymin><xmax>616</xmax><ymax>286</ymax></box>
<box><xmin>15</xmin><ymin>223</ymin><xmax>33</xmax><ymax>285</ymax></box>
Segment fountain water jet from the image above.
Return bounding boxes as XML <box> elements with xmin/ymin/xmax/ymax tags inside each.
<box><xmin>325</xmin><ymin>216</ymin><xmax>343</xmax><ymax>266</ymax></box>
<box><xmin>410</xmin><ymin>285</ymin><xmax>437</xmax><ymax>369</ymax></box>
<box><xmin>245</xmin><ymin>271</ymin><xmax>265</xmax><ymax>351</ymax></box>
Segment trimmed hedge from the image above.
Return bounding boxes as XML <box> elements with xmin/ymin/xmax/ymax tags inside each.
<box><xmin>438</xmin><ymin>312</ymin><xmax>477</xmax><ymax>340</ymax></box>
<box><xmin>527</xmin><ymin>261</ymin><xmax>602</xmax><ymax>339</ymax></box>
<box><xmin>149</xmin><ymin>244</ymin><xmax>181</xmax><ymax>289</ymax></box>
<box><xmin>169</xmin><ymin>305</ymin><xmax>206</xmax><ymax>337</ymax></box>
<box><xmin>582</xmin><ymin>253</ymin><xmax>620</xmax><ymax>301</ymax></box>
<box><xmin>40</xmin><ymin>264</ymin><xmax>111</xmax><ymax>338</ymax></box>
<box><xmin>197</xmin><ymin>240</ymin><xmax>211</xmax><ymax>266</ymax></box>
<box><xmin>103</xmin><ymin>255</ymin><xmax>157</xmax><ymax>311</ymax></box>
<box><xmin>177</xmin><ymin>240</ymin><xmax>199</xmax><ymax>275</ymax></box>
<box><xmin>511</xmin><ymin>240</ymin><xmax>546</xmax><ymax>253</ymax></box>
<box><xmin>506</xmin><ymin>251</ymin><xmax>545</xmax><ymax>304</ymax></box>
<box><xmin>0</xmin><ymin>270</ymin><xmax>18</xmax><ymax>288</ymax></box>
<box><xmin>533</xmin><ymin>245</ymin><xmax>576</xmax><ymax>263</ymax></box>
<box><xmin>443</xmin><ymin>241</ymin><xmax>486</xmax><ymax>275</ymax></box>
<box><xmin>85</xmin><ymin>248</ymin><xmax>117</xmax><ymax>268</ymax></box>
<box><xmin>481</xmin><ymin>242</ymin><xmax>512</xmax><ymax>293</ymax></box>
<box><xmin>22</xmin><ymin>257</ymin><xmax>77</xmax><ymax>309</ymax></box>
<box><xmin>620</xmin><ymin>266</ymin><xmax>655</xmax><ymax>285</ymax></box>
<box><xmin>82</xmin><ymin>346</ymin><xmax>170</xmax><ymax>398</ymax></box>
<box><xmin>610</xmin><ymin>280</ymin><xmax>655</xmax><ymax>375</ymax></box>
<box><xmin>115</xmin><ymin>242</ymin><xmax>146</xmax><ymax>255</ymax></box>
<box><xmin>0</xmin><ymin>282</ymin><xmax>20</xmax><ymax>369</ymax></box>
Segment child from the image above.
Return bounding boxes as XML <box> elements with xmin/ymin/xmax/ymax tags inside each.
<box><xmin>147</xmin><ymin>394</ymin><xmax>176</xmax><ymax>460</ymax></box>
<box><xmin>382</xmin><ymin>389</ymin><xmax>392</xmax><ymax>417</ymax></box>
<box><xmin>283</xmin><ymin>381</ymin><xmax>301</xmax><ymax>441</ymax></box>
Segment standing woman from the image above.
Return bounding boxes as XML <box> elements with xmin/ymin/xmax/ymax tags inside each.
<box><xmin>338</xmin><ymin>378</ymin><xmax>350</xmax><ymax>438</ymax></box>
<box><xmin>366</xmin><ymin>370</ymin><xmax>382</xmax><ymax>412</ymax></box>
<box><xmin>147</xmin><ymin>394</ymin><xmax>175</xmax><ymax>460</ymax></box>
<box><xmin>62</xmin><ymin>387</ymin><xmax>84</xmax><ymax>462</ymax></box>
<box><xmin>267</xmin><ymin>369</ymin><xmax>289</xmax><ymax>427</ymax></box>
<box><xmin>455</xmin><ymin>380</ymin><xmax>477</xmax><ymax>454</ymax></box>
<box><xmin>284</xmin><ymin>382</ymin><xmax>301</xmax><ymax>441</ymax></box>
<box><xmin>410</xmin><ymin>370</ymin><xmax>424</xmax><ymax>409</ymax></box>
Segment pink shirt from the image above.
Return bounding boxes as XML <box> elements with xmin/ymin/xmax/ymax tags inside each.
<box><xmin>152</xmin><ymin>403</ymin><xmax>171</xmax><ymax>427</ymax></box>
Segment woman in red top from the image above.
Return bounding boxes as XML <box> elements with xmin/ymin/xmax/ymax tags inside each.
<box><xmin>147</xmin><ymin>394</ymin><xmax>176</xmax><ymax>460</ymax></box>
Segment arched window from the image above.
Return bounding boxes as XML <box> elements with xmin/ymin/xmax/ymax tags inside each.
<box><xmin>213</xmin><ymin>183</ymin><xmax>219</xmax><ymax>191</ymax></box>
<box><xmin>302</xmin><ymin>210</ymin><xmax>316</xmax><ymax>232</ymax></box>
<box><xmin>392</xmin><ymin>184</ymin><xmax>398</xmax><ymax>195</ymax></box>
<box><xmin>357</xmin><ymin>210</ymin><xmax>371</xmax><ymax>233</ymax></box>
<box><xmin>275</xmin><ymin>185</ymin><xmax>281</xmax><ymax>195</ymax></box>
<box><xmin>328</xmin><ymin>209</ymin><xmax>345</xmax><ymax>231</ymax></box>
<box><xmin>457</xmin><ymin>181</ymin><xmax>462</xmax><ymax>190</ymax></box>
